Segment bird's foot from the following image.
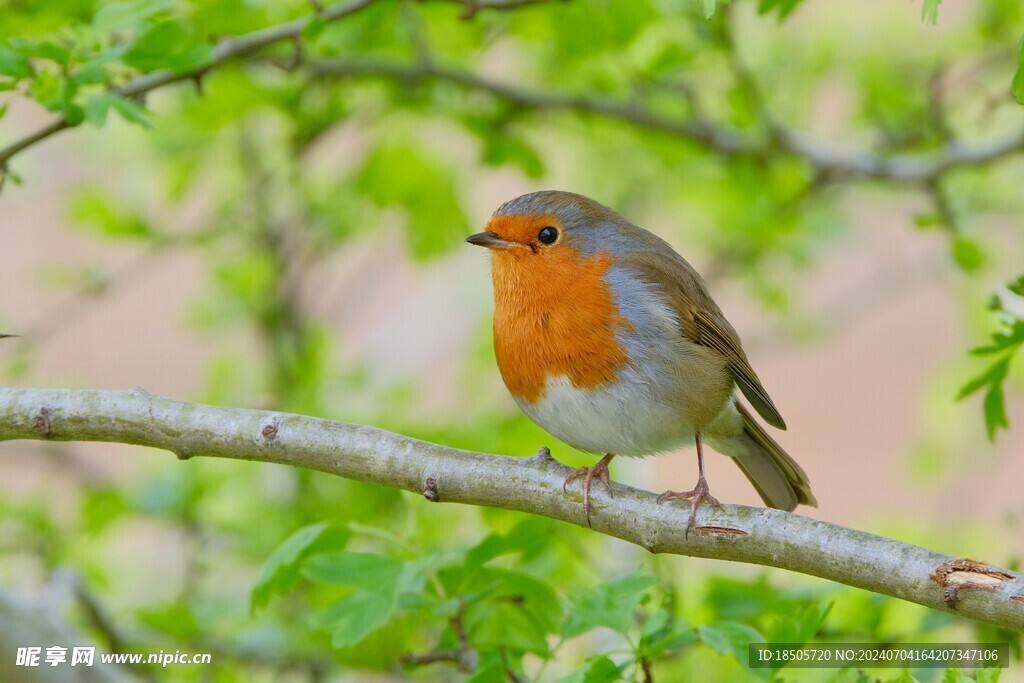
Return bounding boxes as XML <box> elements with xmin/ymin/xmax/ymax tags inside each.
<box><xmin>563</xmin><ymin>454</ymin><xmax>614</xmax><ymax>527</ymax></box>
<box><xmin>657</xmin><ymin>476</ymin><xmax>720</xmax><ymax>538</ymax></box>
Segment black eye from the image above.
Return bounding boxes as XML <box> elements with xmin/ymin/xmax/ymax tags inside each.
<box><xmin>537</xmin><ymin>226</ymin><xmax>559</xmax><ymax>245</ymax></box>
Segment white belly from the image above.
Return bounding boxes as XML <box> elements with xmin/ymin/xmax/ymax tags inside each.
<box><xmin>515</xmin><ymin>373</ymin><xmax>699</xmax><ymax>456</ymax></box>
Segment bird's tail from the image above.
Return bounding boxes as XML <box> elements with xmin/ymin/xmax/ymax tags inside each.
<box><xmin>715</xmin><ymin>402</ymin><xmax>817</xmax><ymax>511</ymax></box>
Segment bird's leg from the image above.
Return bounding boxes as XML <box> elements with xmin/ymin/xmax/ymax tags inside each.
<box><xmin>657</xmin><ymin>433</ymin><xmax>720</xmax><ymax>537</ymax></box>
<box><xmin>563</xmin><ymin>453</ymin><xmax>614</xmax><ymax>527</ymax></box>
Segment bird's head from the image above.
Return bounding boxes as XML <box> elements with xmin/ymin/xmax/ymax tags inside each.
<box><xmin>465</xmin><ymin>190</ymin><xmax>630</xmax><ymax>261</ymax></box>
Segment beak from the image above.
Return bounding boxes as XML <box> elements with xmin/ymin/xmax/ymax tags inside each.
<box><xmin>465</xmin><ymin>231</ymin><xmax>516</xmax><ymax>250</ymax></box>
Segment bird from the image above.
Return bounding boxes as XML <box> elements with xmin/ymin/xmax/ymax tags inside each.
<box><xmin>466</xmin><ymin>190</ymin><xmax>816</xmax><ymax>534</ymax></box>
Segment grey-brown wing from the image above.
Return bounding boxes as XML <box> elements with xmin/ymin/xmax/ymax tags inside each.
<box><xmin>619</xmin><ymin>250</ymin><xmax>787</xmax><ymax>430</ymax></box>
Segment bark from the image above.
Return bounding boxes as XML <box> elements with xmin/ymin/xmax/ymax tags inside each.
<box><xmin>1</xmin><ymin>387</ymin><xmax>1022</xmax><ymax>632</ymax></box>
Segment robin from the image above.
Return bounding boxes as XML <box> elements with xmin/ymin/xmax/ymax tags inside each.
<box><xmin>466</xmin><ymin>191</ymin><xmax>816</xmax><ymax>533</ymax></box>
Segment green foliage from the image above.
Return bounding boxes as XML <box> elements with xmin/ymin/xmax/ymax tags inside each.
<box><xmin>306</xmin><ymin>551</ymin><xmax>410</xmax><ymax>647</ymax></box>
<box><xmin>561</xmin><ymin>574</ymin><xmax>656</xmax><ymax>638</ymax></box>
<box><xmin>68</xmin><ymin>188</ymin><xmax>158</xmax><ymax>238</ymax></box>
<box><xmin>253</xmin><ymin>519</ymin><xmax>796</xmax><ymax>680</ymax></box>
<box><xmin>122</xmin><ymin>19</ymin><xmax>212</xmax><ymax>73</ymax></box>
<box><xmin>921</xmin><ymin>0</ymin><xmax>943</xmax><ymax>25</ymax></box>
<box><xmin>84</xmin><ymin>92</ymin><xmax>152</xmax><ymax>126</ymax></box>
<box><xmin>354</xmin><ymin>142</ymin><xmax>470</xmax><ymax>259</ymax></box>
<box><xmin>252</xmin><ymin>522</ymin><xmax>339</xmax><ymax>611</ymax></box>
<box><xmin>757</xmin><ymin>0</ymin><xmax>805</xmax><ymax>20</ymax></box>
<box><xmin>958</xmin><ymin>275</ymin><xmax>1024</xmax><ymax>441</ymax></box>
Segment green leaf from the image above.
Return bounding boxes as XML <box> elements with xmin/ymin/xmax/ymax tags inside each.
<box><xmin>463</xmin><ymin>650</ymin><xmax>529</xmax><ymax>683</ymax></box>
<box><xmin>913</xmin><ymin>212</ymin><xmax>941</xmax><ymax>229</ymax></box>
<box><xmin>1008</xmin><ymin>274</ymin><xmax>1024</xmax><ymax>297</ymax></box>
<box><xmin>951</xmin><ymin>235</ymin><xmax>985</xmax><ymax>272</ymax></box>
<box><xmin>318</xmin><ymin>589</ymin><xmax>398</xmax><ymax>648</ymax></box>
<box><xmin>80</xmin><ymin>488</ymin><xmax>129</xmax><ymax>533</ymax></box>
<box><xmin>1014</xmin><ymin>35</ymin><xmax>1024</xmax><ymax>105</ymax></box>
<box><xmin>922</xmin><ymin>0</ymin><xmax>942</xmax><ymax>25</ymax></box>
<box><xmin>28</xmin><ymin>70</ymin><xmax>65</xmax><ymax>113</ymax></box>
<box><xmin>958</xmin><ymin>356</ymin><xmax>1009</xmax><ymax>400</ymax></box>
<box><xmin>766</xmin><ymin>601</ymin><xmax>832</xmax><ymax>644</ymax></box>
<box><xmin>700</xmin><ymin>0</ymin><xmax>716</xmax><ymax>20</ymax></box>
<box><xmin>124</xmin><ymin>20</ymin><xmax>213</xmax><ymax>73</ymax></box>
<box><xmin>305</xmin><ymin>551</ymin><xmax>409</xmax><ymax>648</ymax></box>
<box><xmin>757</xmin><ymin>0</ymin><xmax>805</xmax><ymax>20</ymax></box>
<box><xmin>302</xmin><ymin>551</ymin><xmax>403</xmax><ymax>588</ymax></box>
<box><xmin>251</xmin><ymin>522</ymin><xmax>331</xmax><ymax>611</ymax></box>
<box><xmin>137</xmin><ymin>602</ymin><xmax>200</xmax><ymax>640</ymax></box>
<box><xmin>974</xmin><ymin>667</ymin><xmax>1002</xmax><ymax>683</ymax></box>
<box><xmin>465</xmin><ymin>569</ymin><xmax>562</xmax><ymax>655</ymax></box>
<box><xmin>890</xmin><ymin>671</ymin><xmax>921</xmax><ymax>683</ymax></box>
<box><xmin>353</xmin><ymin>143</ymin><xmax>469</xmax><ymax>260</ymax></box>
<box><xmin>69</xmin><ymin>189</ymin><xmax>155</xmax><ymax>239</ymax></box>
<box><xmin>110</xmin><ymin>95</ymin><xmax>153</xmax><ymax>127</ymax></box>
<box><xmin>983</xmin><ymin>378</ymin><xmax>1009</xmax><ymax>441</ymax></box>
<box><xmin>0</xmin><ymin>45</ymin><xmax>30</xmax><ymax>79</ymax></box>
<box><xmin>480</xmin><ymin>134</ymin><xmax>545</xmax><ymax>179</ymax></box>
<box><xmin>562</xmin><ymin>574</ymin><xmax>657</xmax><ymax>638</ymax></box>
<box><xmin>72</xmin><ymin>63</ymin><xmax>112</xmax><ymax>86</ymax></box>
<box><xmin>554</xmin><ymin>655</ymin><xmax>624</xmax><ymax>683</ymax></box>
<box><xmin>302</xmin><ymin>15</ymin><xmax>328</xmax><ymax>41</ymax></box>
<box><xmin>698</xmin><ymin>621</ymin><xmax>765</xmax><ymax>666</ymax></box>
<box><xmin>466</xmin><ymin>517</ymin><xmax>552</xmax><ymax>566</ymax></box>
<box><xmin>85</xmin><ymin>93</ymin><xmax>153</xmax><ymax>128</ymax></box>
<box><xmin>639</xmin><ymin>606</ymin><xmax>696</xmax><ymax>658</ymax></box>
<box><xmin>31</xmin><ymin>39</ymin><xmax>72</xmax><ymax>66</ymax></box>
<box><xmin>85</xmin><ymin>92</ymin><xmax>114</xmax><ymax>127</ymax></box>
<box><xmin>942</xmin><ymin>669</ymin><xmax>971</xmax><ymax>683</ymax></box>
<box><xmin>93</xmin><ymin>0</ymin><xmax>174</xmax><ymax>32</ymax></box>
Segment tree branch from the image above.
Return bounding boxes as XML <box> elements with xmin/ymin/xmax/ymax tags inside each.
<box><xmin>0</xmin><ymin>0</ymin><xmax>563</xmax><ymax>175</ymax></box>
<box><xmin>1</xmin><ymin>388</ymin><xmax>1022</xmax><ymax>632</ymax></box>
<box><xmin>5</xmin><ymin>7</ymin><xmax>1022</xmax><ymax>188</ymax></box>
<box><xmin>0</xmin><ymin>0</ymin><xmax>377</xmax><ymax>172</ymax></box>
<box><xmin>306</xmin><ymin>58</ymin><xmax>1024</xmax><ymax>181</ymax></box>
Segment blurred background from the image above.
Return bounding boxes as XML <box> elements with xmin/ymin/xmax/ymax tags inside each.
<box><xmin>1</xmin><ymin>0</ymin><xmax>1023</xmax><ymax>680</ymax></box>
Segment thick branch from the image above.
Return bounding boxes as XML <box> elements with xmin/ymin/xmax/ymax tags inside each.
<box><xmin>1</xmin><ymin>388</ymin><xmax>1022</xmax><ymax>632</ymax></box>
<box><xmin>307</xmin><ymin>58</ymin><xmax>1024</xmax><ymax>181</ymax></box>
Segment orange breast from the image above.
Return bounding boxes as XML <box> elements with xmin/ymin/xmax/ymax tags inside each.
<box><xmin>491</xmin><ymin>245</ymin><xmax>634</xmax><ymax>403</ymax></box>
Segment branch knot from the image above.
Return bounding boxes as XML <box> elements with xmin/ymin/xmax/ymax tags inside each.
<box><xmin>423</xmin><ymin>476</ymin><xmax>439</xmax><ymax>502</ymax></box>
<box><xmin>31</xmin><ymin>406</ymin><xmax>52</xmax><ymax>437</ymax></box>
<box><xmin>260</xmin><ymin>418</ymin><xmax>280</xmax><ymax>442</ymax></box>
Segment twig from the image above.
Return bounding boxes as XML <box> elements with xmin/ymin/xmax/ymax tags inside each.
<box><xmin>306</xmin><ymin>58</ymin><xmax>1024</xmax><ymax>182</ymax></box>
<box><xmin>402</xmin><ymin>597</ymin><xmax>477</xmax><ymax>671</ymax></box>
<box><xmin>1</xmin><ymin>388</ymin><xmax>1022</xmax><ymax>632</ymax></box>
<box><xmin>72</xmin><ymin>581</ymin><xmax>128</xmax><ymax>658</ymax></box>
<box><xmin>640</xmin><ymin>656</ymin><xmax>654</xmax><ymax>683</ymax></box>
<box><xmin>0</xmin><ymin>0</ymin><xmax>378</xmax><ymax>173</ymax></box>
<box><xmin>401</xmin><ymin>649</ymin><xmax>462</xmax><ymax>666</ymax></box>
<box><xmin>499</xmin><ymin>645</ymin><xmax>526</xmax><ymax>683</ymax></box>
<box><xmin>0</xmin><ymin>0</ymin><xmax>563</xmax><ymax>174</ymax></box>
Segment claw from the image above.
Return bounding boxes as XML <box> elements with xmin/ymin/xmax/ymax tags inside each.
<box><xmin>562</xmin><ymin>454</ymin><xmax>614</xmax><ymax>527</ymax></box>
<box><xmin>563</xmin><ymin>466</ymin><xmax>586</xmax><ymax>493</ymax></box>
<box><xmin>657</xmin><ymin>476</ymin><xmax>720</xmax><ymax>538</ymax></box>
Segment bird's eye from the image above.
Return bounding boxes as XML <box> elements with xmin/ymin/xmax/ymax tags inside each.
<box><xmin>537</xmin><ymin>226</ymin><xmax>559</xmax><ymax>245</ymax></box>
